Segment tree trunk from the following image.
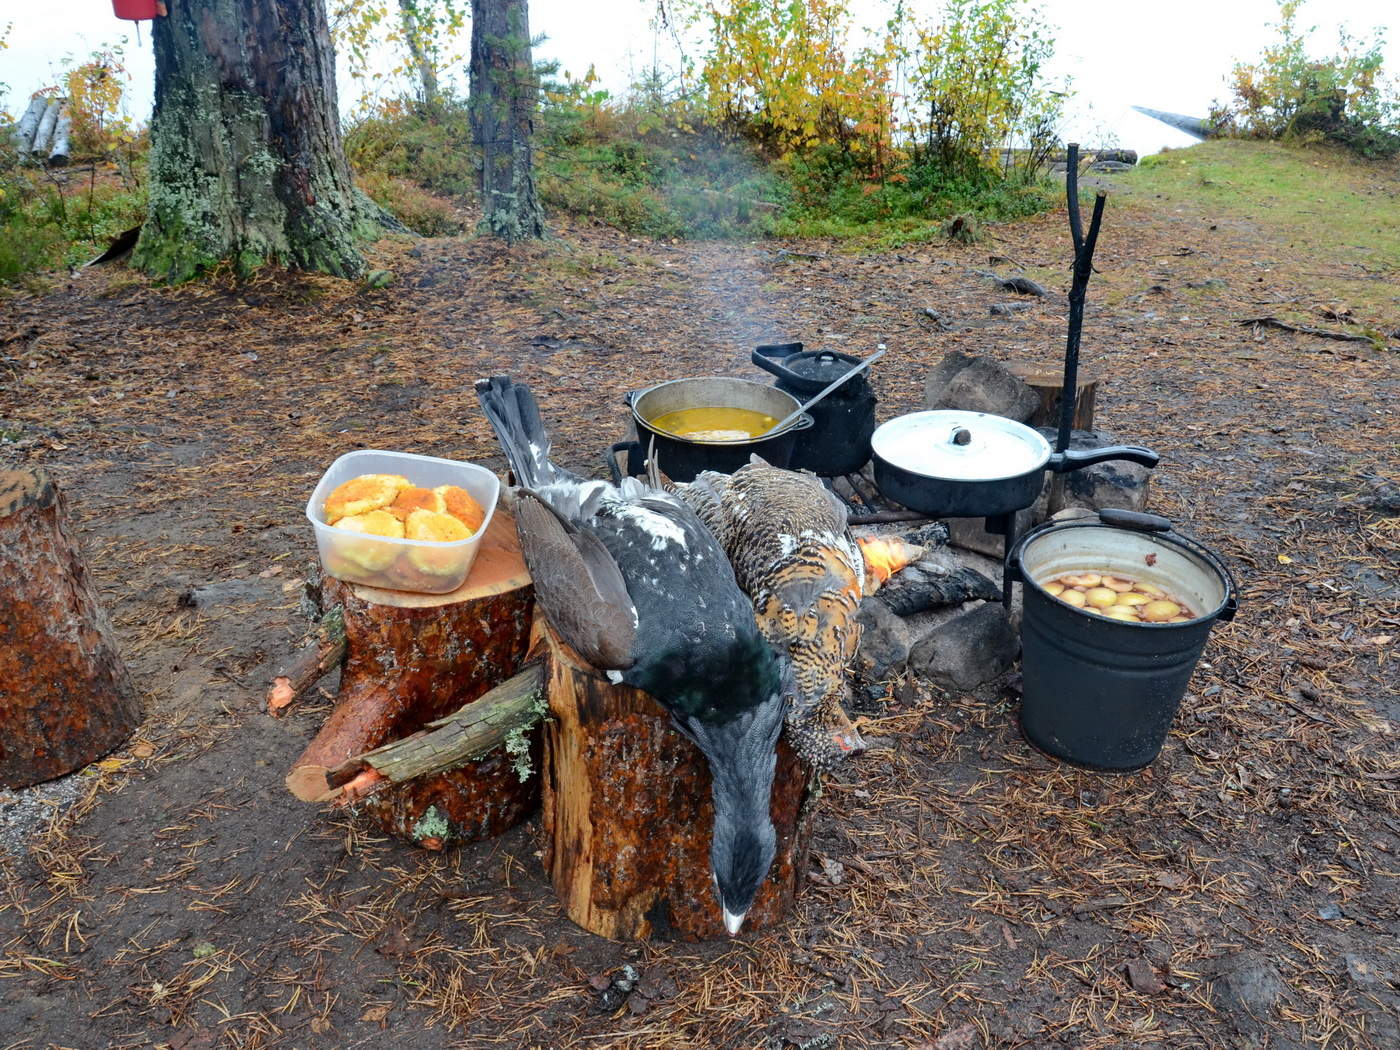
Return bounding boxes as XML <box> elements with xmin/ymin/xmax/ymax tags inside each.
<box><xmin>541</xmin><ymin>626</ymin><xmax>815</xmax><ymax>941</ymax></box>
<box><xmin>0</xmin><ymin>470</ymin><xmax>141</xmax><ymax>789</ymax></box>
<box><xmin>397</xmin><ymin>0</ymin><xmax>440</xmax><ymax>109</ymax></box>
<box><xmin>133</xmin><ymin>0</ymin><xmax>374</xmax><ymax>282</ymax></box>
<box><xmin>469</xmin><ymin>0</ymin><xmax>546</xmax><ymax>242</ymax></box>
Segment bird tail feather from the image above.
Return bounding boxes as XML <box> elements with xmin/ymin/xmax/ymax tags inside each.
<box><xmin>474</xmin><ymin>376</ymin><xmax>566</xmax><ymax>489</ymax></box>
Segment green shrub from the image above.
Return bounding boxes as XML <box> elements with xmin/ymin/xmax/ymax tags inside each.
<box><xmin>344</xmin><ymin>94</ymin><xmax>477</xmax><ymax>196</ymax></box>
<box><xmin>1217</xmin><ymin>0</ymin><xmax>1400</xmax><ymax>159</ymax></box>
<box><xmin>356</xmin><ymin>170</ymin><xmax>464</xmax><ymax>235</ymax></box>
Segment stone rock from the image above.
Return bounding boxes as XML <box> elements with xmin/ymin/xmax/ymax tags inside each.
<box><xmin>1095</xmin><ymin>149</ymin><xmax>1138</xmax><ymax>165</ymax></box>
<box><xmin>1089</xmin><ymin>160</ymin><xmax>1133</xmax><ymax>172</ymax></box>
<box><xmin>178</xmin><ymin>578</ymin><xmax>278</xmax><ymax>611</ymax></box>
<box><xmin>1208</xmin><ymin>951</ymin><xmax>1289</xmax><ymax>1048</ymax></box>
<box><xmin>989</xmin><ymin>301</ymin><xmax>1031</xmax><ymax>316</ymax></box>
<box><xmin>924</xmin><ymin>352</ymin><xmax>1039</xmax><ymax>423</ymax></box>
<box><xmin>908</xmin><ymin>603</ymin><xmax>1019</xmax><ymax>691</ymax></box>
<box><xmin>945</xmin><ymin>476</ymin><xmax>1051</xmax><ymax>559</ymax></box>
<box><xmin>855</xmin><ymin>598</ymin><xmax>913</xmax><ymax>681</ymax></box>
<box><xmin>1040</xmin><ymin>428</ymin><xmax>1152</xmax><ymax>514</ymax></box>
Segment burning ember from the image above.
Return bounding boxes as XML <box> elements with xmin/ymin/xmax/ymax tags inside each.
<box><xmin>856</xmin><ymin>535</ymin><xmax>925</xmax><ymax>593</ymax></box>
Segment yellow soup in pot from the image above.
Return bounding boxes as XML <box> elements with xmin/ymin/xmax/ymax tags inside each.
<box><xmin>648</xmin><ymin>406</ymin><xmax>780</xmax><ymax>442</ymax></box>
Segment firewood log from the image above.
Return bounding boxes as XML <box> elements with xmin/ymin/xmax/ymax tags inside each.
<box><xmin>540</xmin><ymin>625</ymin><xmax>816</xmax><ymax>941</ymax></box>
<box><xmin>286</xmin><ymin>508</ymin><xmax>538</xmax><ymax>849</ymax></box>
<box><xmin>0</xmin><ymin>469</ymin><xmax>141</xmax><ymax>788</ymax></box>
<box><xmin>1008</xmin><ymin>362</ymin><xmax>1098</xmax><ymax>431</ymax></box>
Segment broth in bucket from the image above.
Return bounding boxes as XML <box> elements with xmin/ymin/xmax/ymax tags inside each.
<box><xmin>648</xmin><ymin>406</ymin><xmax>779</xmax><ymax>443</ymax></box>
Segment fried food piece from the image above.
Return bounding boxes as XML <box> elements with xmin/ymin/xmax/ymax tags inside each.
<box><xmin>324</xmin><ymin>473</ymin><xmax>412</xmax><ymax>521</ymax></box>
<box><xmin>434</xmin><ymin>484</ymin><xmax>486</xmax><ymax>532</ymax></box>
<box><xmin>405</xmin><ymin>509</ymin><xmax>473</xmax><ymax>576</ymax></box>
<box><xmin>331</xmin><ymin>509</ymin><xmax>405</xmax><ymax>571</ymax></box>
<box><xmin>387</xmin><ymin>486</ymin><xmax>447</xmax><ymax>521</ymax></box>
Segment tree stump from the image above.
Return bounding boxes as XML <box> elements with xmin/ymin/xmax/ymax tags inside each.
<box><xmin>0</xmin><ymin>470</ymin><xmax>141</xmax><ymax>788</ymax></box>
<box><xmin>541</xmin><ymin>627</ymin><xmax>816</xmax><ymax>941</ymax></box>
<box><xmin>286</xmin><ymin>508</ymin><xmax>538</xmax><ymax>848</ymax></box>
<box><xmin>1008</xmin><ymin>362</ymin><xmax>1099</xmax><ymax>431</ymax></box>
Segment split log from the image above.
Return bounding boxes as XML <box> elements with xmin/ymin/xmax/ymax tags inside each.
<box><xmin>31</xmin><ymin>99</ymin><xmax>59</xmax><ymax>159</ymax></box>
<box><xmin>323</xmin><ymin>662</ymin><xmax>545</xmax><ymax>805</ymax></box>
<box><xmin>0</xmin><ymin>469</ymin><xmax>141</xmax><ymax>788</ymax></box>
<box><xmin>47</xmin><ymin>105</ymin><xmax>71</xmax><ymax>167</ymax></box>
<box><xmin>541</xmin><ymin>626</ymin><xmax>816</xmax><ymax>941</ymax></box>
<box><xmin>13</xmin><ymin>97</ymin><xmax>47</xmax><ymax>152</ymax></box>
<box><xmin>1008</xmin><ymin>361</ymin><xmax>1098</xmax><ymax>431</ymax></box>
<box><xmin>286</xmin><ymin>508</ymin><xmax>538</xmax><ymax>848</ymax></box>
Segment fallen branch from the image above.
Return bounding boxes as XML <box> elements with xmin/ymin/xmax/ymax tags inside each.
<box><xmin>266</xmin><ymin>606</ymin><xmax>346</xmax><ymax>716</ymax></box>
<box><xmin>1237</xmin><ymin>316</ymin><xmax>1378</xmax><ymax>345</ymax></box>
<box><xmin>312</xmin><ymin>662</ymin><xmax>547</xmax><ymax>805</ymax></box>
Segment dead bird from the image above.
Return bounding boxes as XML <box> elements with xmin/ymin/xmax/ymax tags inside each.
<box><xmin>670</xmin><ymin>460</ymin><xmax>921</xmax><ymax>770</ymax></box>
<box><xmin>475</xmin><ymin>377</ymin><xmax>787</xmax><ymax>935</ymax></box>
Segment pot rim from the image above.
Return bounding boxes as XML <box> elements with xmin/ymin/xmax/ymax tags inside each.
<box><xmin>1010</xmin><ymin>518</ymin><xmax>1239</xmax><ymax>624</ymax></box>
<box><xmin>630</xmin><ymin>376</ymin><xmax>809</xmax><ymax>446</ymax></box>
<box><xmin>871</xmin><ymin>410</ymin><xmax>1051</xmax><ymax>482</ymax></box>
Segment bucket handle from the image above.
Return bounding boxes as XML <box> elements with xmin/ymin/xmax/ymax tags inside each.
<box><xmin>1008</xmin><ymin>508</ymin><xmax>1240</xmax><ymax>622</ymax></box>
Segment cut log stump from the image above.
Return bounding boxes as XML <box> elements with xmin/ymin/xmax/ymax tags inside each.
<box><xmin>0</xmin><ymin>469</ymin><xmax>141</xmax><ymax>788</ymax></box>
<box><xmin>541</xmin><ymin>626</ymin><xmax>816</xmax><ymax>941</ymax></box>
<box><xmin>286</xmin><ymin>508</ymin><xmax>538</xmax><ymax>848</ymax></box>
<box><xmin>1008</xmin><ymin>362</ymin><xmax>1098</xmax><ymax>431</ymax></box>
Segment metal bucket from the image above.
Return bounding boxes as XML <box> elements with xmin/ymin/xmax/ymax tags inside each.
<box><xmin>1008</xmin><ymin>510</ymin><xmax>1238</xmax><ymax>771</ymax></box>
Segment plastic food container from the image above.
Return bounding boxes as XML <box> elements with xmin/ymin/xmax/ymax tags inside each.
<box><xmin>306</xmin><ymin>450</ymin><xmax>500</xmax><ymax>594</ymax></box>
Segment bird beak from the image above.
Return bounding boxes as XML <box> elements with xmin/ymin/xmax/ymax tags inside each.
<box><xmin>722</xmin><ymin>906</ymin><xmax>747</xmax><ymax>937</ymax></box>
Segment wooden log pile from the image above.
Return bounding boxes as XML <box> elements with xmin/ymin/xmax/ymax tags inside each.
<box><xmin>11</xmin><ymin>96</ymin><xmax>71</xmax><ymax>167</ymax></box>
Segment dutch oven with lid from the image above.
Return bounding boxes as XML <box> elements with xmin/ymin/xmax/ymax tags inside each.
<box><xmin>753</xmin><ymin>342</ymin><xmax>877</xmax><ymax>476</ymax></box>
<box><xmin>871</xmin><ymin>410</ymin><xmax>1160</xmax><ymax>518</ymax></box>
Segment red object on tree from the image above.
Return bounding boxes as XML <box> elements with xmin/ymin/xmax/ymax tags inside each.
<box><xmin>112</xmin><ymin>0</ymin><xmax>160</xmax><ymax>19</ymax></box>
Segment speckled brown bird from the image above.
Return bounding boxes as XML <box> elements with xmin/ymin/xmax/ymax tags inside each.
<box><xmin>671</xmin><ymin>461</ymin><xmax>871</xmax><ymax>770</ymax></box>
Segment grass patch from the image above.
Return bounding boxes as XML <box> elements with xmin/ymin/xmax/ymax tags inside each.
<box><xmin>1122</xmin><ymin>140</ymin><xmax>1400</xmax><ymax>272</ymax></box>
<box><xmin>0</xmin><ymin>166</ymin><xmax>145</xmax><ymax>284</ymax></box>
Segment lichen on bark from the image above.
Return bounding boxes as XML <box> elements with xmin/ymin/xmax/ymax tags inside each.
<box><xmin>134</xmin><ymin>0</ymin><xmax>374</xmax><ymax>282</ymax></box>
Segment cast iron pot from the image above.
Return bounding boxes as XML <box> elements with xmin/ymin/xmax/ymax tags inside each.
<box><xmin>752</xmin><ymin>342</ymin><xmax>877</xmax><ymax>476</ymax></box>
<box><xmin>611</xmin><ymin>377</ymin><xmax>815</xmax><ymax>483</ymax></box>
<box><xmin>871</xmin><ymin>410</ymin><xmax>1160</xmax><ymax>518</ymax></box>
<box><xmin>1008</xmin><ymin>508</ymin><xmax>1239</xmax><ymax>771</ymax></box>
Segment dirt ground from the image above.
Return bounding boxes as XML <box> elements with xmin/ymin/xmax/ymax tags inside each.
<box><xmin>1</xmin><ymin>174</ymin><xmax>1398</xmax><ymax>1050</ymax></box>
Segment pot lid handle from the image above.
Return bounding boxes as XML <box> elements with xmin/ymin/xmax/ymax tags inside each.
<box><xmin>951</xmin><ymin>427</ymin><xmax>973</xmax><ymax>446</ymax></box>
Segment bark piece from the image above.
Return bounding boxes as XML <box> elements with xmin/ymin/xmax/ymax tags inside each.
<box><xmin>1007</xmin><ymin>361</ymin><xmax>1099</xmax><ymax>431</ymax></box>
<box><xmin>540</xmin><ymin>626</ymin><xmax>815</xmax><ymax>941</ymax></box>
<box><xmin>0</xmin><ymin>470</ymin><xmax>141</xmax><ymax>788</ymax></box>
<box><xmin>286</xmin><ymin>509</ymin><xmax>537</xmax><ymax>848</ymax></box>
<box><xmin>266</xmin><ymin>607</ymin><xmax>346</xmax><ymax>716</ymax></box>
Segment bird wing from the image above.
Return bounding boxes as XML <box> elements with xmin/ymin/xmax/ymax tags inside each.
<box><xmin>514</xmin><ymin>493</ymin><xmax>637</xmax><ymax>671</ymax></box>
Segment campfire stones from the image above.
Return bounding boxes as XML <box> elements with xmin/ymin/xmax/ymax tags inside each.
<box><xmin>1042</xmin><ymin>428</ymin><xmax>1152</xmax><ymax>515</ymax></box>
<box><xmin>908</xmin><ymin>603</ymin><xmax>1019</xmax><ymax>691</ymax></box>
<box><xmin>923</xmin><ymin>351</ymin><xmax>1039</xmax><ymax>424</ymax></box>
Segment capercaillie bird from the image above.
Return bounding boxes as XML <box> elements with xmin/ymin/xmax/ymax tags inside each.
<box><xmin>474</xmin><ymin>377</ymin><xmax>788</xmax><ymax>936</ymax></box>
<box><xmin>669</xmin><ymin>460</ymin><xmax>872</xmax><ymax>771</ymax></box>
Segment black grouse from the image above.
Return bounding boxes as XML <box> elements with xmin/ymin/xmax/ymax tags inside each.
<box><xmin>474</xmin><ymin>377</ymin><xmax>788</xmax><ymax>935</ymax></box>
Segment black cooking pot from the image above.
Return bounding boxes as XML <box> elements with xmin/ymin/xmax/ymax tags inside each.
<box><xmin>872</xmin><ymin>410</ymin><xmax>1160</xmax><ymax>517</ymax></box>
<box><xmin>612</xmin><ymin>377</ymin><xmax>814</xmax><ymax>483</ymax></box>
<box><xmin>753</xmin><ymin>342</ymin><xmax>877</xmax><ymax>476</ymax></box>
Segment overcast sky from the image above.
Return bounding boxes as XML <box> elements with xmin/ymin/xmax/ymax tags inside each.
<box><xmin>4</xmin><ymin>0</ymin><xmax>1395</xmax><ymax>157</ymax></box>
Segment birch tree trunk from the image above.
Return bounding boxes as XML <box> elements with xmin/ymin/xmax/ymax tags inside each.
<box><xmin>397</xmin><ymin>0</ymin><xmax>441</xmax><ymax>109</ymax></box>
<box><xmin>133</xmin><ymin>0</ymin><xmax>375</xmax><ymax>282</ymax></box>
<box><xmin>469</xmin><ymin>0</ymin><xmax>546</xmax><ymax>242</ymax></box>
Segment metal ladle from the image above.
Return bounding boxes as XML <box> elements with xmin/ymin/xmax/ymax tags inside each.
<box><xmin>762</xmin><ymin>345</ymin><xmax>886</xmax><ymax>437</ymax></box>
